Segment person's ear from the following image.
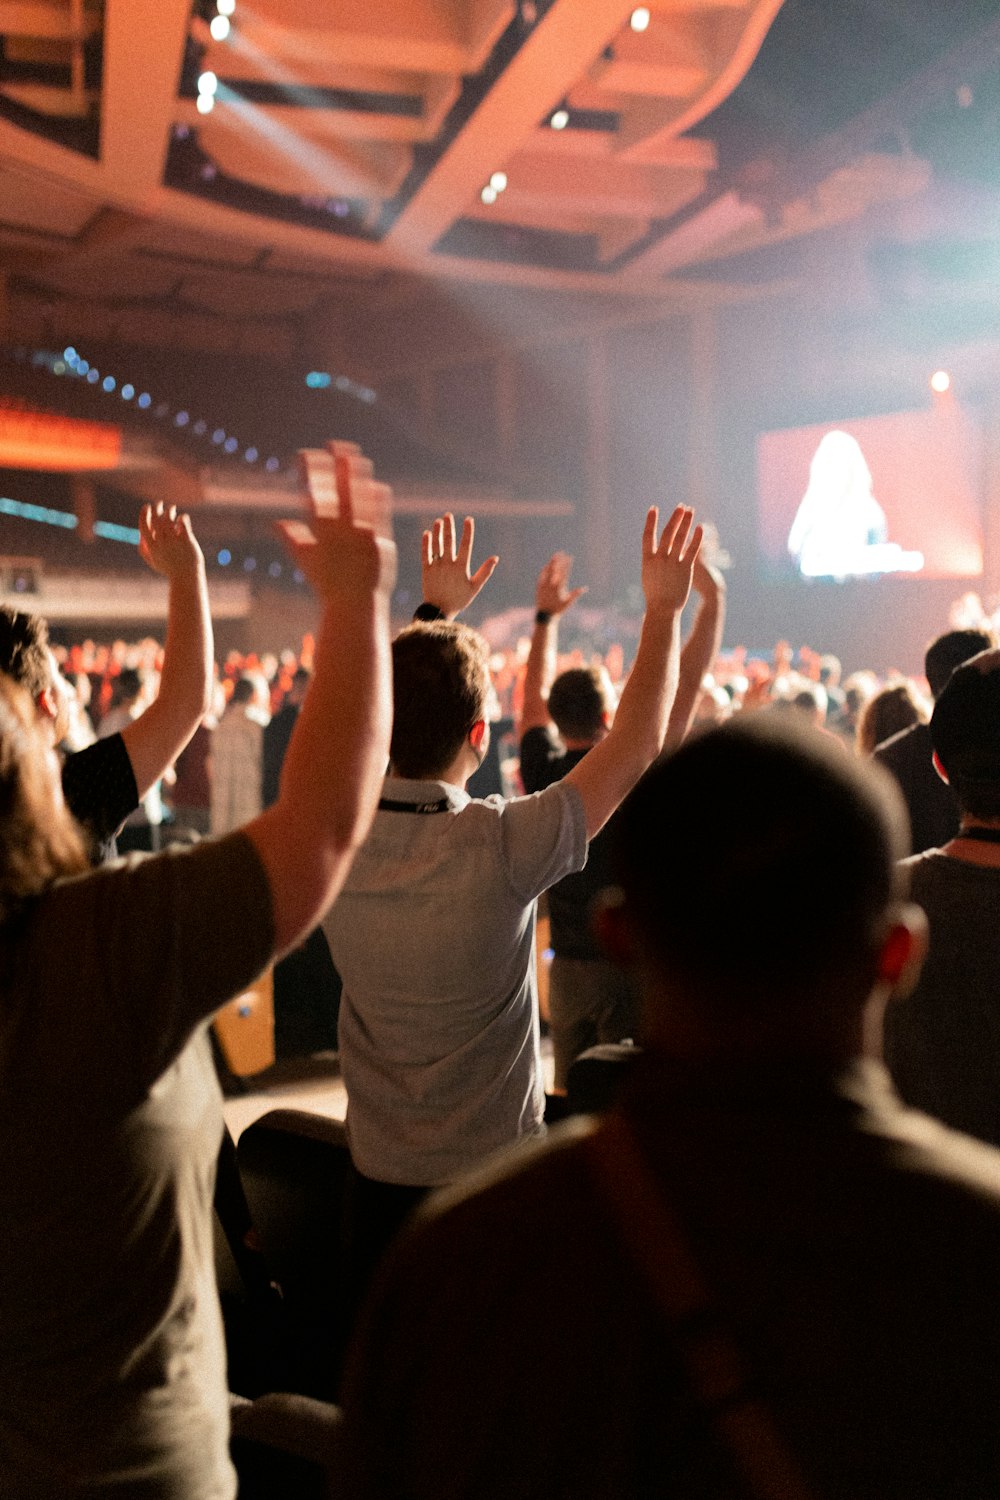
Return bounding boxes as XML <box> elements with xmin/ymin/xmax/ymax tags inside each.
<box><xmin>932</xmin><ymin>751</ymin><xmax>950</xmax><ymax>785</ymax></box>
<box><xmin>876</xmin><ymin>904</ymin><xmax>928</xmax><ymax>998</ymax></box>
<box><xmin>469</xmin><ymin>720</ymin><xmax>487</xmax><ymax>753</ymax></box>
<box><xmin>593</xmin><ymin>887</ymin><xmax>635</xmax><ymax>967</ymax></box>
<box><xmin>36</xmin><ymin>687</ymin><xmax>57</xmax><ymax>723</ymax></box>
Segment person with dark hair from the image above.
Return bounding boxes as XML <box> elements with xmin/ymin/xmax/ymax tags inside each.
<box><xmin>874</xmin><ymin>627</ymin><xmax>993</xmax><ymax>851</ymax></box>
<box><xmin>0</xmin><ymin>502</ymin><xmax>213</xmax><ymax>862</ymax></box>
<box><xmin>343</xmin><ymin>716</ymin><xmax>1000</xmax><ymax>1499</ymax></box>
<box><xmin>519</xmin><ymin>547</ymin><xmax>726</xmax><ymax>1089</ymax></box>
<box><xmin>262</xmin><ymin>667</ymin><xmax>311</xmax><ymax>808</ymax></box>
<box><xmin>883</xmin><ymin>648</ymin><xmax>1000</xmax><ymax>1146</ymax></box>
<box><xmin>856</xmin><ymin>680</ymin><xmax>927</xmax><ymax>756</ymax></box>
<box><xmin>323</xmin><ymin>505</ymin><xmax>702</xmax><ymax>1308</ymax></box>
<box><xmin>0</xmin><ymin>443</ymin><xmax>396</xmax><ymax>1498</ymax></box>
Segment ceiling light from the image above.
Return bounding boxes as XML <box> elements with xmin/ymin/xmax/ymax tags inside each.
<box><xmin>196</xmin><ymin>93</ymin><xmax>215</xmax><ymax>115</ymax></box>
<box><xmin>121</xmin><ymin>383</ymin><xmax>134</xmax><ymax>400</ymax></box>
<box><xmin>630</xmin><ymin>7</ymin><xmax>651</xmax><ymax>31</ymax></box>
<box><xmin>490</xmin><ymin>171</ymin><xmax>508</xmax><ymax>192</ymax></box>
<box><xmin>930</xmin><ymin>370</ymin><xmax>951</xmax><ymax>394</ymax></box>
<box><xmin>481</xmin><ymin>185</ymin><xmax>498</xmax><ymax>204</ymax></box>
<box><xmin>549</xmin><ymin>108</ymin><xmax>569</xmax><ymax>130</ymax></box>
<box><xmin>209</xmin><ymin>14</ymin><xmax>230</xmax><ymax>40</ymax></box>
<box><xmin>217</xmin><ymin>0</ymin><xmax>236</xmax><ymax>14</ymax></box>
<box><xmin>198</xmin><ymin>71</ymin><xmax>218</xmax><ymax>95</ymax></box>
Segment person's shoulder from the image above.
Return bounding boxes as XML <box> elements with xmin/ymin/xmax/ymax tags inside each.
<box><xmin>874</xmin><ymin>720</ymin><xmax>928</xmax><ymax>766</ymax></box>
<box><xmin>402</xmin><ymin>1118</ymin><xmax>599</xmax><ymax>1259</ymax></box>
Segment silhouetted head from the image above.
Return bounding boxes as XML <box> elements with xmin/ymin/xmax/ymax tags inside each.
<box><xmin>924</xmin><ymin>629</ymin><xmax>993</xmax><ymax>701</ymax></box>
<box><xmin>930</xmin><ymin>649</ymin><xmax>1000</xmax><ymax>820</ymax></box>
<box><xmin>548</xmin><ymin>666</ymin><xmax>614</xmax><ymax>743</ymax></box>
<box><xmin>602</xmin><ymin>715</ymin><xmax>919</xmax><ymax>1056</ymax></box>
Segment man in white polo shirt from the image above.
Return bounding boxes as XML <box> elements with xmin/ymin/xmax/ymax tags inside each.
<box><xmin>323</xmin><ymin>505</ymin><xmax>702</xmax><ymax>1306</ymax></box>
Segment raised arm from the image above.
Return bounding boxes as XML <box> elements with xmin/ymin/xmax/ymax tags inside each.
<box><xmin>120</xmin><ymin>503</ymin><xmax>213</xmax><ymax>800</ymax></box>
<box><xmin>663</xmin><ymin>551</ymin><xmax>727</xmax><ymax>751</ymax></box>
<box><xmin>420</xmin><ymin>512</ymin><xmax>498</xmax><ymax>620</ymax></box>
<box><xmin>520</xmin><ymin>553</ymin><xmax>587</xmax><ymax>735</ymax></box>
<box><xmin>565</xmin><ymin>506</ymin><xmax>701</xmax><ymax>840</ymax></box>
<box><xmin>244</xmin><ymin>445</ymin><xmax>396</xmax><ymax>956</ymax></box>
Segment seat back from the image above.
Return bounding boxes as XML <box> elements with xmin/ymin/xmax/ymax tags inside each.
<box><xmin>237</xmin><ymin>1108</ymin><xmax>352</xmax><ymax>1397</ymax></box>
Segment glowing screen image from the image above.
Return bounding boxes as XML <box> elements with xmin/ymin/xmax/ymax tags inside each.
<box><xmin>757</xmin><ymin>407</ymin><xmax>983</xmax><ymax>581</ymax></box>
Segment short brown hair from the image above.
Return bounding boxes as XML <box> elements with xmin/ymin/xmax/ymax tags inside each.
<box><xmin>391</xmin><ymin>623</ymin><xmax>490</xmax><ymax>779</ymax></box>
<box><xmin>0</xmin><ymin>607</ymin><xmax>52</xmax><ymax>702</ymax></box>
<box><xmin>548</xmin><ymin>667</ymin><xmax>611</xmax><ymax>742</ymax></box>
<box><xmin>0</xmin><ymin>674</ymin><xmax>87</xmax><ymax>928</ymax></box>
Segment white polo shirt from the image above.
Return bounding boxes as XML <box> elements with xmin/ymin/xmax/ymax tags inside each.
<box><xmin>323</xmin><ymin>775</ymin><xmax>588</xmax><ymax>1186</ymax></box>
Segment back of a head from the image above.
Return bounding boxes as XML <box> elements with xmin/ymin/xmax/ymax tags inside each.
<box><xmin>114</xmin><ymin>667</ymin><xmax>143</xmax><ymax>705</ymax></box>
<box><xmin>391</xmin><ymin>622</ymin><xmax>490</xmax><ymax>779</ymax></box>
<box><xmin>612</xmin><ymin>716</ymin><xmax>908</xmax><ymax>1005</ymax></box>
<box><xmin>857</xmin><ymin>681</ymin><xmax>925</xmax><ymax>756</ymax></box>
<box><xmin>547</xmin><ymin>667</ymin><xmax>611</xmax><ymax>743</ymax></box>
<box><xmin>230</xmin><ymin>675</ymin><xmax>257</xmax><ymax>708</ymax></box>
<box><xmin>0</xmin><ymin>607</ymin><xmax>50</xmax><ymax>701</ymax></box>
<box><xmin>925</xmin><ymin>629</ymin><xmax>993</xmax><ymax>701</ymax></box>
<box><xmin>930</xmin><ymin>649</ymin><xmax>1000</xmax><ymax>819</ymax></box>
<box><xmin>0</xmin><ymin>674</ymin><xmax>87</xmax><ymax>924</ymax></box>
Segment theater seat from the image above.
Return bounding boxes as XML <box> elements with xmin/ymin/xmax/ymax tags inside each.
<box><xmin>236</xmin><ymin>1109</ymin><xmax>352</xmax><ymax>1398</ymax></box>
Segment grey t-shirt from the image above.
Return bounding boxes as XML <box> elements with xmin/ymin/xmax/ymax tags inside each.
<box><xmin>884</xmin><ymin>849</ymin><xmax>1000</xmax><ymax>1146</ymax></box>
<box><xmin>323</xmin><ymin>776</ymin><xmax>588</xmax><ymax>1186</ymax></box>
<box><xmin>0</xmin><ymin>833</ymin><xmax>274</xmax><ymax>1499</ymax></box>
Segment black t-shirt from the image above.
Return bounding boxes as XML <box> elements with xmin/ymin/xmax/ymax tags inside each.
<box><xmin>61</xmin><ymin>733</ymin><xmax>139</xmax><ymax>864</ymax></box>
<box><xmin>520</xmin><ymin>725</ymin><xmax>612</xmax><ymax>961</ymax></box>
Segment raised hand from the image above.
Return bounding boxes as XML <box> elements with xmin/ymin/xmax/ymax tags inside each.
<box><xmin>422</xmin><ymin>512</ymin><xmax>498</xmax><ymax>620</ymax></box>
<box><xmin>139</xmin><ymin>501</ymin><xmax>204</xmax><ymax>578</ymax></box>
<box><xmin>641</xmin><ymin>505</ymin><xmax>703</xmax><ymax>615</ymax></box>
<box><xmin>536</xmin><ymin>553</ymin><xmax>587</xmax><ymax>618</ymax></box>
<box><xmin>277</xmin><ymin>441</ymin><xmax>397</xmax><ymax>602</ymax></box>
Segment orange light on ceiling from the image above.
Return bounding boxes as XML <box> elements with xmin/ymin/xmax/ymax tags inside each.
<box><xmin>0</xmin><ymin>407</ymin><xmax>121</xmax><ymax>472</ymax></box>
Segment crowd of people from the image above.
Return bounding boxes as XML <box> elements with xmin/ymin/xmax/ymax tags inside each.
<box><xmin>4</xmin><ymin>444</ymin><xmax>1000</xmax><ymax>1498</ymax></box>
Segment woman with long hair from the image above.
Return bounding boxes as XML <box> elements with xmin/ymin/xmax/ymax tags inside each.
<box><xmin>0</xmin><ymin>446</ymin><xmax>395</xmax><ymax>1499</ymax></box>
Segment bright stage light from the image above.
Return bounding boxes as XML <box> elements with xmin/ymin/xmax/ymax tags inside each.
<box><xmin>197</xmin><ymin>93</ymin><xmax>215</xmax><ymax>115</ymax></box>
<box><xmin>930</xmin><ymin>370</ymin><xmax>951</xmax><ymax>394</ymax></box>
<box><xmin>198</xmin><ymin>71</ymin><xmax>218</xmax><ymax>95</ymax></box>
<box><xmin>210</xmin><ymin>15</ymin><xmax>230</xmax><ymax>40</ymax></box>
<box><xmin>549</xmin><ymin>108</ymin><xmax>569</xmax><ymax>130</ymax></box>
<box><xmin>481</xmin><ymin>185</ymin><xmax>497</xmax><ymax>204</ymax></box>
<box><xmin>630</xmin><ymin>7</ymin><xmax>651</xmax><ymax>31</ymax></box>
<box><xmin>490</xmin><ymin>171</ymin><xmax>508</xmax><ymax>192</ymax></box>
<box><xmin>217</xmin><ymin>0</ymin><xmax>236</xmax><ymax>14</ymax></box>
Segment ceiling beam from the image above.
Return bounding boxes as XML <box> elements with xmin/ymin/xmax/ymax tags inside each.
<box><xmin>386</xmin><ymin>0</ymin><xmax>640</xmax><ymax>257</ymax></box>
<box><xmin>100</xmin><ymin>0</ymin><xmax>192</xmax><ymax>199</ymax></box>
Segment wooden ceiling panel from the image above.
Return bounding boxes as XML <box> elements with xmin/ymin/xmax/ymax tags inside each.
<box><xmin>0</xmin><ymin>169</ymin><xmax>100</xmax><ymax>236</ymax></box>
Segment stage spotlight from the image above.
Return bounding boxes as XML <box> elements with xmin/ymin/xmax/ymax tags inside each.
<box><xmin>198</xmin><ymin>71</ymin><xmax>218</xmax><ymax>95</ymax></box>
<box><xmin>224</xmin><ymin>436</ymin><xmax>238</xmax><ymax>453</ymax></box>
<box><xmin>196</xmin><ymin>93</ymin><xmax>214</xmax><ymax>115</ymax></box>
<box><xmin>102</xmin><ymin>376</ymin><xmax>115</xmax><ymax>392</ymax></box>
<box><xmin>217</xmin><ymin>0</ymin><xmax>235</xmax><ymax>13</ymax></box>
<box><xmin>137</xmin><ymin>392</ymin><xmax>151</xmax><ymax>408</ymax></box>
<box><xmin>930</xmin><ymin>370</ymin><xmax>951</xmax><ymax>394</ymax></box>
<box><xmin>481</xmin><ymin>185</ymin><xmax>497</xmax><ymax>204</ymax></box>
<box><xmin>549</xmin><ymin>108</ymin><xmax>569</xmax><ymax>130</ymax></box>
<box><xmin>121</xmin><ymin>384</ymin><xmax>134</xmax><ymax>400</ymax></box>
<box><xmin>630</xmin><ymin>7</ymin><xmax>651</xmax><ymax>31</ymax></box>
<box><xmin>175</xmin><ymin>411</ymin><xmax>190</xmax><ymax>426</ymax></box>
<box><xmin>490</xmin><ymin>171</ymin><xmax>508</xmax><ymax>192</ymax></box>
<box><xmin>217</xmin><ymin>549</ymin><xmax>231</xmax><ymax>566</ymax></box>
<box><xmin>209</xmin><ymin>14</ymin><xmax>230</xmax><ymax>40</ymax></box>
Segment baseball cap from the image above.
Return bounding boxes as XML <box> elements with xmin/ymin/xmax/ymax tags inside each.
<box><xmin>930</xmin><ymin>649</ymin><xmax>1000</xmax><ymax>780</ymax></box>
